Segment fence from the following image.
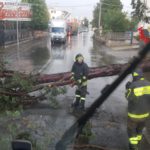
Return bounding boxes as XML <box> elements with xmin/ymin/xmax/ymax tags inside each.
<box><xmin>0</xmin><ymin>21</ymin><xmax>33</xmax><ymax>47</ymax></box>
<box><xmin>102</xmin><ymin>31</ymin><xmax>131</xmax><ymax>41</ymax></box>
<box><xmin>4</xmin><ymin>29</ymin><xmax>32</xmax><ymax>45</ymax></box>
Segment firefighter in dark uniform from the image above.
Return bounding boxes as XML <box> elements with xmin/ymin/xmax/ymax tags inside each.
<box><xmin>125</xmin><ymin>69</ymin><xmax>150</xmax><ymax>150</ymax></box>
<box><xmin>71</xmin><ymin>54</ymin><xmax>89</xmax><ymax>110</ymax></box>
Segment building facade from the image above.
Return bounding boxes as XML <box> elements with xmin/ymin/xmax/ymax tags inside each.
<box><xmin>0</xmin><ymin>0</ymin><xmax>32</xmax><ymax>46</ymax></box>
<box><xmin>49</xmin><ymin>8</ymin><xmax>70</xmax><ymax>20</ymax></box>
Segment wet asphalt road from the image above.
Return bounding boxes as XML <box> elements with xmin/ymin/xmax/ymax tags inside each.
<box><xmin>1</xmin><ymin>31</ymin><xmax>149</xmax><ymax>150</ymax></box>
<box><xmin>3</xmin><ymin>31</ymin><xmax>136</xmax><ymax>73</ymax></box>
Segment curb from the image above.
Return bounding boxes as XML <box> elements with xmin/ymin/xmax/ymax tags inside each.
<box><xmin>110</xmin><ymin>45</ymin><xmax>139</xmax><ymax>51</ymax></box>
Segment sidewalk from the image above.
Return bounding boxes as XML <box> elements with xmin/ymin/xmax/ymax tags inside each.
<box><xmin>110</xmin><ymin>44</ymin><xmax>139</xmax><ymax>51</ymax></box>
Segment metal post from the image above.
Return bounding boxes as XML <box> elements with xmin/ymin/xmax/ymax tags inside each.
<box><xmin>144</xmin><ymin>0</ymin><xmax>147</xmax><ymax>21</ymax></box>
<box><xmin>16</xmin><ymin>0</ymin><xmax>19</xmax><ymax>46</ymax></box>
<box><xmin>144</xmin><ymin>0</ymin><xmax>147</xmax><ymax>6</ymax></box>
<box><xmin>16</xmin><ymin>0</ymin><xmax>20</xmax><ymax>70</ymax></box>
<box><xmin>98</xmin><ymin>0</ymin><xmax>102</xmax><ymax>33</ymax></box>
<box><xmin>130</xmin><ymin>31</ymin><xmax>133</xmax><ymax>45</ymax></box>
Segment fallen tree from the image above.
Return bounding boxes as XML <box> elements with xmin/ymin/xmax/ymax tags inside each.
<box><xmin>36</xmin><ymin>58</ymin><xmax>150</xmax><ymax>85</ymax></box>
<box><xmin>0</xmin><ymin>58</ymin><xmax>150</xmax><ymax>107</ymax></box>
<box><xmin>1</xmin><ymin>58</ymin><xmax>150</xmax><ymax>84</ymax></box>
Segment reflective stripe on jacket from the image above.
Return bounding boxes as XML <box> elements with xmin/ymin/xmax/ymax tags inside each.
<box><xmin>126</xmin><ymin>79</ymin><xmax>150</xmax><ymax>119</ymax></box>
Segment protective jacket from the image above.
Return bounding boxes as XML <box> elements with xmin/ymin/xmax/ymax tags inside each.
<box><xmin>126</xmin><ymin>79</ymin><xmax>150</xmax><ymax>119</ymax></box>
<box><xmin>71</xmin><ymin>61</ymin><xmax>89</xmax><ymax>86</ymax></box>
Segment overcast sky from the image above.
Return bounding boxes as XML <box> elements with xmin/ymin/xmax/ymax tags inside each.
<box><xmin>46</xmin><ymin>0</ymin><xmax>132</xmax><ymax>20</ymax></box>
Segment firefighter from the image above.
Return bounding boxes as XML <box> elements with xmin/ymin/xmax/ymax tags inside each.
<box><xmin>125</xmin><ymin>68</ymin><xmax>150</xmax><ymax>150</ymax></box>
<box><xmin>71</xmin><ymin>54</ymin><xmax>89</xmax><ymax>110</ymax></box>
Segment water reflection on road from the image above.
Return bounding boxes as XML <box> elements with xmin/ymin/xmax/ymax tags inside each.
<box><xmin>3</xmin><ymin>31</ymin><xmax>120</xmax><ymax>73</ymax></box>
<box><xmin>42</xmin><ymin>31</ymin><xmax>118</xmax><ymax>74</ymax></box>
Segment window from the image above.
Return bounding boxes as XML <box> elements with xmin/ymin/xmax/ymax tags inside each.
<box><xmin>52</xmin><ymin>27</ymin><xmax>64</xmax><ymax>33</ymax></box>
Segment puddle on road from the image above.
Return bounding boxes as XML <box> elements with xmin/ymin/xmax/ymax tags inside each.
<box><xmin>90</xmin><ymin>40</ymin><xmax>117</xmax><ymax>67</ymax></box>
<box><xmin>30</xmin><ymin>47</ymin><xmax>50</xmax><ymax>66</ymax></box>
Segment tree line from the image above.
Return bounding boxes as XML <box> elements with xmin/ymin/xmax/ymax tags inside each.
<box><xmin>22</xmin><ymin>0</ymin><xmax>49</xmax><ymax>30</ymax></box>
<box><xmin>92</xmin><ymin>0</ymin><xmax>149</xmax><ymax>32</ymax></box>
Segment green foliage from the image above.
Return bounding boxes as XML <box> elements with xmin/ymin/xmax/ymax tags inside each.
<box><xmin>35</xmin><ymin>135</ymin><xmax>52</xmax><ymax>150</ymax></box>
<box><xmin>0</xmin><ymin>72</ymin><xmax>33</xmax><ymax>92</ymax></box>
<box><xmin>131</xmin><ymin>0</ymin><xmax>148</xmax><ymax>22</ymax></box>
<box><xmin>92</xmin><ymin>3</ymin><xmax>100</xmax><ymax>28</ymax></box>
<box><xmin>128</xmin><ymin>17</ymin><xmax>139</xmax><ymax>31</ymax></box>
<box><xmin>21</xmin><ymin>0</ymin><xmax>49</xmax><ymax>30</ymax></box>
<box><xmin>16</xmin><ymin>132</ymin><xmax>31</xmax><ymax>140</ymax></box>
<box><xmin>45</xmin><ymin>86</ymin><xmax>67</xmax><ymax>108</ymax></box>
<box><xmin>8</xmin><ymin>123</ymin><xmax>18</xmax><ymax>138</ymax></box>
<box><xmin>30</xmin><ymin>0</ymin><xmax>49</xmax><ymax>30</ymax></box>
<box><xmin>5</xmin><ymin>110</ymin><xmax>21</xmax><ymax>118</ymax></box>
<box><xmin>76</xmin><ymin>121</ymin><xmax>93</xmax><ymax>144</ymax></box>
<box><xmin>0</xmin><ymin>72</ymin><xmax>34</xmax><ymax>111</ymax></box>
<box><xmin>0</xmin><ymin>59</ymin><xmax>67</xmax><ymax>111</ymax></box>
<box><xmin>0</xmin><ymin>136</ymin><xmax>12</xmax><ymax>150</ymax></box>
<box><xmin>21</xmin><ymin>0</ymin><xmax>29</xmax><ymax>2</ymax></box>
<box><xmin>92</xmin><ymin>0</ymin><xmax>130</xmax><ymax>32</ymax></box>
<box><xmin>16</xmin><ymin>132</ymin><xmax>36</xmax><ymax>148</ymax></box>
<box><xmin>81</xmin><ymin>122</ymin><xmax>92</xmax><ymax>138</ymax></box>
<box><xmin>0</xmin><ymin>96</ymin><xmax>19</xmax><ymax>111</ymax></box>
<box><xmin>0</xmin><ymin>61</ymin><xmax>4</xmax><ymax>71</ymax></box>
<box><xmin>4</xmin><ymin>73</ymin><xmax>33</xmax><ymax>92</ymax></box>
<box><xmin>0</xmin><ymin>56</ymin><xmax>7</xmax><ymax>71</ymax></box>
<box><xmin>102</xmin><ymin>9</ymin><xmax>129</xmax><ymax>32</ymax></box>
<box><xmin>0</xmin><ymin>123</ymin><xmax>53</xmax><ymax>150</ymax></box>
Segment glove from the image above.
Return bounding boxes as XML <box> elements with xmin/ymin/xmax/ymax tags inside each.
<box><xmin>82</xmin><ymin>76</ymin><xmax>87</xmax><ymax>81</ymax></box>
<box><xmin>70</xmin><ymin>76</ymin><xmax>74</xmax><ymax>81</ymax></box>
<box><xmin>126</xmin><ymin>82</ymin><xmax>131</xmax><ymax>89</ymax></box>
<box><xmin>77</xmin><ymin>79</ymin><xmax>82</xmax><ymax>85</ymax></box>
<box><xmin>70</xmin><ymin>73</ymin><xmax>75</xmax><ymax>87</ymax></box>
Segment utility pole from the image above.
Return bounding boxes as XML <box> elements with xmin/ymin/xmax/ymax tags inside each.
<box><xmin>16</xmin><ymin>0</ymin><xmax>19</xmax><ymax>47</ymax></box>
<box><xmin>98</xmin><ymin>0</ymin><xmax>102</xmax><ymax>33</ymax></box>
<box><xmin>144</xmin><ymin>0</ymin><xmax>147</xmax><ymax>6</ymax></box>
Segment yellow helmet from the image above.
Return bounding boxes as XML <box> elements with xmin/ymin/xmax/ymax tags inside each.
<box><xmin>75</xmin><ymin>53</ymin><xmax>84</xmax><ymax>62</ymax></box>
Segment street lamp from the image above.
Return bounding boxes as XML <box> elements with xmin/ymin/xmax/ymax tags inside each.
<box><xmin>98</xmin><ymin>0</ymin><xmax>102</xmax><ymax>34</ymax></box>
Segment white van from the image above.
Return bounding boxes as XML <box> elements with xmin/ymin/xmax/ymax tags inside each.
<box><xmin>50</xmin><ymin>19</ymin><xmax>67</xmax><ymax>44</ymax></box>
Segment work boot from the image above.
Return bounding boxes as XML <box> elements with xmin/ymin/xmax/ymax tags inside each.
<box><xmin>129</xmin><ymin>144</ymin><xmax>138</xmax><ymax>150</ymax></box>
<box><xmin>72</xmin><ymin>99</ymin><xmax>80</xmax><ymax>109</ymax></box>
<box><xmin>79</xmin><ymin>100</ymin><xmax>85</xmax><ymax>111</ymax></box>
<box><xmin>137</xmin><ymin>134</ymin><xmax>143</xmax><ymax>146</ymax></box>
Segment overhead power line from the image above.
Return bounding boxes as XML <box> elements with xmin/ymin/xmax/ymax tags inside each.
<box><xmin>51</xmin><ymin>2</ymin><xmax>132</xmax><ymax>9</ymax></box>
<box><xmin>19</xmin><ymin>1</ymin><xmax>132</xmax><ymax>9</ymax></box>
<box><xmin>51</xmin><ymin>4</ymin><xmax>92</xmax><ymax>8</ymax></box>
<box><xmin>102</xmin><ymin>2</ymin><xmax>122</xmax><ymax>7</ymax></box>
<box><xmin>101</xmin><ymin>1</ymin><xmax>132</xmax><ymax>9</ymax></box>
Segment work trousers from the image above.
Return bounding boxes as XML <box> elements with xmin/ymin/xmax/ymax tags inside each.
<box><xmin>127</xmin><ymin>117</ymin><xmax>147</xmax><ymax>150</ymax></box>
